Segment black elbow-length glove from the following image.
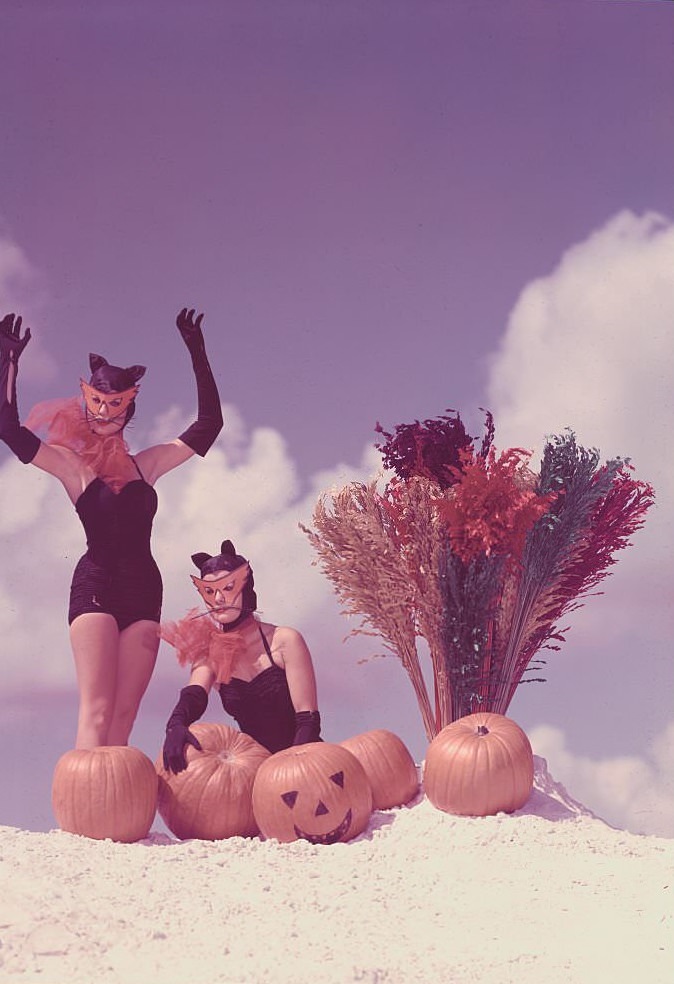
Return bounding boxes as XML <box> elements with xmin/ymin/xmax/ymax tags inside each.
<box><xmin>175</xmin><ymin>308</ymin><xmax>223</xmax><ymax>456</ymax></box>
<box><xmin>163</xmin><ymin>684</ymin><xmax>209</xmax><ymax>774</ymax></box>
<box><xmin>0</xmin><ymin>314</ymin><xmax>40</xmax><ymax>463</ymax></box>
<box><xmin>293</xmin><ymin>710</ymin><xmax>322</xmax><ymax>746</ymax></box>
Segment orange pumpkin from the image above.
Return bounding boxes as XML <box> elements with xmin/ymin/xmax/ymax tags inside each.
<box><xmin>340</xmin><ymin>729</ymin><xmax>419</xmax><ymax>811</ymax></box>
<box><xmin>155</xmin><ymin>723</ymin><xmax>270</xmax><ymax>840</ymax></box>
<box><xmin>251</xmin><ymin>742</ymin><xmax>373</xmax><ymax>844</ymax></box>
<box><xmin>423</xmin><ymin>712</ymin><xmax>534</xmax><ymax>817</ymax></box>
<box><xmin>52</xmin><ymin>745</ymin><xmax>158</xmax><ymax>843</ymax></box>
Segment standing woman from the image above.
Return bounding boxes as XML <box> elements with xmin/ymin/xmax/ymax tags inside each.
<box><xmin>0</xmin><ymin>307</ymin><xmax>222</xmax><ymax>749</ymax></box>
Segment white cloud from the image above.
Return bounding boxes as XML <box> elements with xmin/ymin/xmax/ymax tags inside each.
<box><xmin>486</xmin><ymin>210</ymin><xmax>673</xmax><ymax>490</ymax></box>
<box><xmin>485</xmin><ymin>210</ymin><xmax>674</xmax><ymax>839</ymax></box>
<box><xmin>0</xmin><ymin>233</ymin><xmax>58</xmax><ymax>384</ymax></box>
<box><xmin>3</xmin><ymin>214</ymin><xmax>673</xmax><ymax>836</ymax></box>
<box><xmin>0</xmin><ymin>407</ymin><xmax>380</xmax><ymax>692</ymax></box>
<box><xmin>0</xmin><ymin>459</ymin><xmax>53</xmax><ymax>535</ymax></box>
<box><xmin>485</xmin><ymin>209</ymin><xmax>674</xmax><ymax>597</ymax></box>
<box><xmin>485</xmin><ymin>211</ymin><xmax>674</xmax><ymax>620</ymax></box>
<box><xmin>0</xmin><ymin>234</ymin><xmax>34</xmax><ymax>304</ymax></box>
<box><xmin>530</xmin><ymin>722</ymin><xmax>674</xmax><ymax>838</ymax></box>
<box><xmin>489</xmin><ymin>213</ymin><xmax>671</xmax><ymax>420</ymax></box>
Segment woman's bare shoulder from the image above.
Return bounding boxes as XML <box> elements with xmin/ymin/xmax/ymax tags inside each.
<box><xmin>258</xmin><ymin>620</ymin><xmax>296</xmax><ymax>639</ymax></box>
<box><xmin>270</xmin><ymin>624</ymin><xmax>304</xmax><ymax>642</ymax></box>
<box><xmin>268</xmin><ymin>624</ymin><xmax>311</xmax><ymax>658</ymax></box>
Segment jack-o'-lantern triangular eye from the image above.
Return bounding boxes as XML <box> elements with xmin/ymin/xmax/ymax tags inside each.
<box><xmin>330</xmin><ymin>771</ymin><xmax>344</xmax><ymax>788</ymax></box>
<box><xmin>281</xmin><ymin>791</ymin><xmax>299</xmax><ymax>809</ymax></box>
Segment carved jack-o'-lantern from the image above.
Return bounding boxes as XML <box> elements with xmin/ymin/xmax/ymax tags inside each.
<box><xmin>251</xmin><ymin>742</ymin><xmax>373</xmax><ymax>844</ymax></box>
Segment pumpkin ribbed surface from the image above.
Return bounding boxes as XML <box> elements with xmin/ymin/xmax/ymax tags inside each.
<box><xmin>155</xmin><ymin>723</ymin><xmax>270</xmax><ymax>840</ymax></box>
<box><xmin>52</xmin><ymin>745</ymin><xmax>158</xmax><ymax>843</ymax></box>
<box><xmin>423</xmin><ymin>712</ymin><xmax>534</xmax><ymax>817</ymax></box>
<box><xmin>340</xmin><ymin>729</ymin><xmax>419</xmax><ymax>810</ymax></box>
<box><xmin>252</xmin><ymin>742</ymin><xmax>373</xmax><ymax>844</ymax></box>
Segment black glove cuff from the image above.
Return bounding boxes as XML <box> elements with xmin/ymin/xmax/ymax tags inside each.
<box><xmin>293</xmin><ymin>710</ymin><xmax>322</xmax><ymax>745</ymax></box>
<box><xmin>0</xmin><ymin>353</ymin><xmax>40</xmax><ymax>463</ymax></box>
<box><xmin>0</xmin><ymin>422</ymin><xmax>40</xmax><ymax>463</ymax></box>
<box><xmin>166</xmin><ymin>684</ymin><xmax>209</xmax><ymax>732</ymax></box>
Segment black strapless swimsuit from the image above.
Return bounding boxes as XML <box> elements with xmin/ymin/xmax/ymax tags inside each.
<box><xmin>68</xmin><ymin>466</ymin><xmax>162</xmax><ymax>630</ymax></box>
<box><xmin>218</xmin><ymin>625</ymin><xmax>296</xmax><ymax>752</ymax></box>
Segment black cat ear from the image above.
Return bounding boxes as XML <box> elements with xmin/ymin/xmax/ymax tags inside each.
<box><xmin>89</xmin><ymin>353</ymin><xmax>108</xmax><ymax>374</ymax></box>
<box><xmin>220</xmin><ymin>540</ymin><xmax>236</xmax><ymax>556</ymax></box>
<box><xmin>191</xmin><ymin>552</ymin><xmax>212</xmax><ymax>570</ymax></box>
<box><xmin>126</xmin><ymin>364</ymin><xmax>146</xmax><ymax>384</ymax></box>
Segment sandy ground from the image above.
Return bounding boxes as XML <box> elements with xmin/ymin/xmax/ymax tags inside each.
<box><xmin>0</xmin><ymin>757</ymin><xmax>672</xmax><ymax>984</ymax></box>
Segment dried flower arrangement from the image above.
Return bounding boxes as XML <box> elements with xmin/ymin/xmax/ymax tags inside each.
<box><xmin>301</xmin><ymin>411</ymin><xmax>654</xmax><ymax>740</ymax></box>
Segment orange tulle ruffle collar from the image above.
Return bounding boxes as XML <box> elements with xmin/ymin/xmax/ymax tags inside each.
<box><xmin>159</xmin><ymin>608</ymin><xmax>248</xmax><ymax>685</ymax></box>
<box><xmin>25</xmin><ymin>396</ymin><xmax>138</xmax><ymax>492</ymax></box>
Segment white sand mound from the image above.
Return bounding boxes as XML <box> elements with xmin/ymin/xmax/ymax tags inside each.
<box><xmin>0</xmin><ymin>757</ymin><xmax>672</xmax><ymax>984</ymax></box>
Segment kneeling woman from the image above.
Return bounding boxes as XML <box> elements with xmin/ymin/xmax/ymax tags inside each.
<box><xmin>161</xmin><ymin>540</ymin><xmax>322</xmax><ymax>773</ymax></box>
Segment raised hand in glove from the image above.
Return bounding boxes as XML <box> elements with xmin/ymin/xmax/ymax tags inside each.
<box><xmin>0</xmin><ymin>313</ymin><xmax>32</xmax><ymax>362</ymax></box>
<box><xmin>175</xmin><ymin>307</ymin><xmax>222</xmax><ymax>456</ymax></box>
<box><xmin>0</xmin><ymin>313</ymin><xmax>40</xmax><ymax>463</ymax></box>
<box><xmin>176</xmin><ymin>307</ymin><xmax>205</xmax><ymax>354</ymax></box>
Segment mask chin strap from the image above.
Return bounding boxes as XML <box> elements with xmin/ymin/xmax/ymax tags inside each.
<box><xmin>217</xmin><ymin>609</ymin><xmax>255</xmax><ymax>633</ymax></box>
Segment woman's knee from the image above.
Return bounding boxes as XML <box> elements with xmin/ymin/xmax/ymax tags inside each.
<box><xmin>79</xmin><ymin>695</ymin><xmax>114</xmax><ymax>731</ymax></box>
<box><xmin>76</xmin><ymin>696</ymin><xmax>115</xmax><ymax>747</ymax></box>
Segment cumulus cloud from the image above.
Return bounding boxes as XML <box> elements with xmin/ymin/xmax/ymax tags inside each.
<box><xmin>0</xmin><ymin>405</ymin><xmax>381</xmax><ymax>692</ymax></box>
<box><xmin>486</xmin><ymin>210</ymin><xmax>673</xmax><ymax>470</ymax></box>
<box><xmin>486</xmin><ymin>213</ymin><xmax>674</xmax><ymax>599</ymax></box>
<box><xmin>485</xmin><ymin>210</ymin><xmax>674</xmax><ymax>611</ymax></box>
<box><xmin>3</xmin><ymin>214</ymin><xmax>673</xmax><ymax>836</ymax></box>
<box><xmin>530</xmin><ymin>722</ymin><xmax>674</xmax><ymax>838</ymax></box>
<box><xmin>485</xmin><ymin>210</ymin><xmax>674</xmax><ymax>837</ymax></box>
<box><xmin>0</xmin><ymin>233</ymin><xmax>34</xmax><ymax>305</ymax></box>
<box><xmin>486</xmin><ymin>208</ymin><xmax>674</xmax><ymax>593</ymax></box>
<box><xmin>0</xmin><ymin>233</ymin><xmax>58</xmax><ymax>384</ymax></box>
<box><xmin>487</xmin><ymin>210</ymin><xmax>673</xmax><ymax>575</ymax></box>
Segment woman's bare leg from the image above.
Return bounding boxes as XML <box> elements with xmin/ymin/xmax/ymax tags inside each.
<box><xmin>106</xmin><ymin>620</ymin><xmax>160</xmax><ymax>745</ymax></box>
<box><xmin>69</xmin><ymin>612</ymin><xmax>120</xmax><ymax>748</ymax></box>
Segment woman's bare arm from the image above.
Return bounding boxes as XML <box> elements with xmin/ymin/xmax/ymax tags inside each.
<box><xmin>133</xmin><ymin>439</ymin><xmax>196</xmax><ymax>485</ymax></box>
<box><xmin>275</xmin><ymin>627</ymin><xmax>319</xmax><ymax>712</ymax></box>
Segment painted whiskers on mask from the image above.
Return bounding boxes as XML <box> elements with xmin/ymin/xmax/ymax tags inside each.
<box><xmin>80</xmin><ymin>379</ymin><xmax>139</xmax><ymax>426</ymax></box>
<box><xmin>82</xmin><ymin>353</ymin><xmax>146</xmax><ymax>430</ymax></box>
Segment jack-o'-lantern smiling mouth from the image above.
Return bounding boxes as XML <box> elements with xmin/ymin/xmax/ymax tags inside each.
<box><xmin>293</xmin><ymin>808</ymin><xmax>352</xmax><ymax>845</ymax></box>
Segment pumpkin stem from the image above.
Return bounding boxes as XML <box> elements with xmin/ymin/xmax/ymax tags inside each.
<box><xmin>476</xmin><ymin>725</ymin><xmax>489</xmax><ymax>736</ymax></box>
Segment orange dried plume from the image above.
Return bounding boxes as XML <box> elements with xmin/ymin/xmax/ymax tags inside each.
<box><xmin>158</xmin><ymin>609</ymin><xmax>246</xmax><ymax>684</ymax></box>
<box><xmin>436</xmin><ymin>448</ymin><xmax>555</xmax><ymax>565</ymax></box>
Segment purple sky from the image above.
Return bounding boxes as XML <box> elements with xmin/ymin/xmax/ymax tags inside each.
<box><xmin>1</xmin><ymin>1</ymin><xmax>673</xmax><ymax>835</ymax></box>
<box><xmin>4</xmin><ymin>0</ymin><xmax>671</xmax><ymax>473</ymax></box>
